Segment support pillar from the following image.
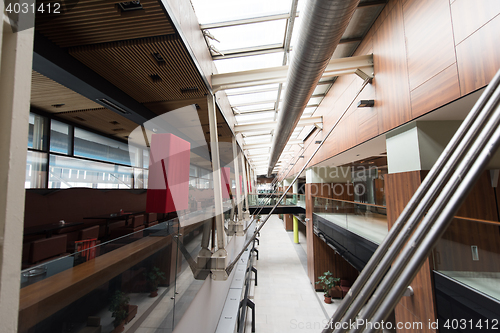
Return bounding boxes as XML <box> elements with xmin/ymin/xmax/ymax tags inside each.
<box><xmin>207</xmin><ymin>94</ymin><xmax>227</xmax><ymax>280</ymax></box>
<box><xmin>0</xmin><ymin>11</ymin><xmax>35</xmax><ymax>332</ymax></box>
<box><xmin>240</xmin><ymin>153</ymin><xmax>250</xmax><ymax>219</ymax></box>
<box><xmin>232</xmin><ymin>138</ymin><xmax>243</xmax><ymax>221</ymax></box>
<box><xmin>293</xmin><ymin>216</ymin><xmax>299</xmax><ymax>244</ymax></box>
<box><xmin>385</xmin><ymin>121</ymin><xmax>462</xmax><ymax>332</ymax></box>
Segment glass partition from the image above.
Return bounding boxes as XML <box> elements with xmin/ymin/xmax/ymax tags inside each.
<box><xmin>433</xmin><ymin>217</ymin><xmax>500</xmax><ymax>302</ymax></box>
<box><xmin>313</xmin><ymin>197</ymin><xmax>388</xmax><ymax>244</ymax></box>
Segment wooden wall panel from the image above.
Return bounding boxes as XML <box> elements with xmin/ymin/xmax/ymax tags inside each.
<box><xmin>450</xmin><ymin>0</ymin><xmax>500</xmax><ymax>45</ymax></box>
<box><xmin>385</xmin><ymin>171</ymin><xmax>438</xmax><ymax>333</ymax></box>
<box><xmin>455</xmin><ymin>15</ymin><xmax>500</xmax><ymax>95</ymax></box>
<box><xmin>373</xmin><ymin>1</ymin><xmax>411</xmax><ymax>133</ymax></box>
<box><xmin>305</xmin><ymin>185</ymin><xmax>359</xmax><ymax>287</ymax></box>
<box><xmin>403</xmin><ymin>0</ymin><xmax>456</xmax><ymax>91</ymax></box>
<box><xmin>306</xmin><ymin>184</ymin><xmax>315</xmax><ymax>282</ymax></box>
<box><xmin>284</xmin><ymin>214</ymin><xmax>293</xmax><ymax>231</ymax></box>
<box><xmin>410</xmin><ymin>63</ymin><xmax>460</xmax><ymax>118</ymax></box>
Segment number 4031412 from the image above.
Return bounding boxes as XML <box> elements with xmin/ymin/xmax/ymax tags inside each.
<box><xmin>5</xmin><ymin>2</ymin><xmax>61</xmax><ymax>14</ymax></box>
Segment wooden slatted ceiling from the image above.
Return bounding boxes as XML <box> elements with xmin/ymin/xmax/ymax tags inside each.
<box><xmin>31</xmin><ymin>71</ymin><xmax>102</xmax><ymax>113</ymax></box>
<box><xmin>70</xmin><ymin>35</ymin><xmax>209</xmax><ymax>103</ymax></box>
<box><xmin>56</xmin><ymin>108</ymin><xmax>139</xmax><ymax>139</ymax></box>
<box><xmin>31</xmin><ymin>71</ymin><xmax>138</xmax><ymax>139</ymax></box>
<box><xmin>35</xmin><ymin>0</ymin><xmax>175</xmax><ymax>48</ymax></box>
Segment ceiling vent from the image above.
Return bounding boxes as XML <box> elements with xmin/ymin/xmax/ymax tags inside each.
<box><xmin>51</xmin><ymin>103</ymin><xmax>65</xmax><ymax>108</ymax></box>
<box><xmin>98</xmin><ymin>98</ymin><xmax>130</xmax><ymax>114</ymax></box>
<box><xmin>118</xmin><ymin>1</ymin><xmax>143</xmax><ymax>12</ymax></box>
<box><xmin>109</xmin><ymin>121</ymin><xmax>120</xmax><ymax>125</ymax></box>
<box><xmin>180</xmin><ymin>87</ymin><xmax>198</xmax><ymax>94</ymax></box>
<box><xmin>152</xmin><ymin>52</ymin><xmax>166</xmax><ymax>66</ymax></box>
<box><xmin>74</xmin><ymin>116</ymin><xmax>86</xmax><ymax>121</ymax></box>
<box><xmin>149</xmin><ymin>74</ymin><xmax>162</xmax><ymax>83</ymax></box>
<box><xmin>112</xmin><ymin>128</ymin><xmax>126</xmax><ymax>132</ymax></box>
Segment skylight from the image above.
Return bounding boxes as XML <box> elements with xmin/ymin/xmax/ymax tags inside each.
<box><xmin>206</xmin><ymin>20</ymin><xmax>287</xmax><ymax>52</ymax></box>
<box><xmin>214</xmin><ymin>52</ymin><xmax>284</xmax><ymax>74</ymax></box>
<box><xmin>190</xmin><ymin>0</ymin><xmax>292</xmax><ymax>25</ymax></box>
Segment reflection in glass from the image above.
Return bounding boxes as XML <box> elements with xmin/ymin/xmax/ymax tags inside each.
<box><xmin>28</xmin><ymin>113</ymin><xmax>48</xmax><ymax>150</ymax></box>
<box><xmin>48</xmin><ymin>155</ymin><xmax>133</xmax><ymax>189</ymax></box>
<box><xmin>74</xmin><ymin>128</ymin><xmax>131</xmax><ymax>165</ymax></box>
<box><xmin>50</xmin><ymin>120</ymin><xmax>71</xmax><ymax>154</ymax></box>
<box><xmin>25</xmin><ymin>151</ymin><xmax>47</xmax><ymax>188</ymax></box>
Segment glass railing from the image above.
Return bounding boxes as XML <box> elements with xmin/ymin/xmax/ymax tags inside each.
<box><xmin>312</xmin><ymin>196</ymin><xmax>388</xmax><ymax>244</ymax></box>
<box><xmin>248</xmin><ymin>193</ymin><xmax>300</xmax><ymax>206</ymax></box>
<box><xmin>433</xmin><ymin>216</ymin><xmax>500</xmax><ymax>302</ymax></box>
<box><xmin>19</xmin><ymin>208</ymin><xmax>241</xmax><ymax>333</ymax></box>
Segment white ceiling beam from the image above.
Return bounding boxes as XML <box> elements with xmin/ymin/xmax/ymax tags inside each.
<box><xmin>244</xmin><ymin>139</ymin><xmax>303</xmax><ymax>150</ymax></box>
<box><xmin>212</xmin><ymin>54</ymin><xmax>373</xmax><ymax>91</ymax></box>
<box><xmin>235</xmin><ymin>116</ymin><xmax>322</xmax><ymax>133</ymax></box>
<box><xmin>200</xmin><ymin>12</ymin><xmax>299</xmax><ymax>30</ymax></box>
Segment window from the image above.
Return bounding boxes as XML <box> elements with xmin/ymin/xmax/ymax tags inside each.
<box><xmin>25</xmin><ymin>151</ymin><xmax>47</xmax><ymax>188</ymax></box>
<box><xmin>50</xmin><ymin>120</ymin><xmax>71</xmax><ymax>154</ymax></box>
<box><xmin>28</xmin><ymin>113</ymin><xmax>48</xmax><ymax>151</ymax></box>
<box><xmin>74</xmin><ymin>128</ymin><xmax>130</xmax><ymax>165</ymax></box>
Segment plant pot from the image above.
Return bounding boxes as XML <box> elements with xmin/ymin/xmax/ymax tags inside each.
<box><xmin>149</xmin><ymin>289</ymin><xmax>158</xmax><ymax>297</ymax></box>
<box><xmin>324</xmin><ymin>296</ymin><xmax>332</xmax><ymax>304</ymax></box>
<box><xmin>112</xmin><ymin>321</ymin><xmax>125</xmax><ymax>333</ymax></box>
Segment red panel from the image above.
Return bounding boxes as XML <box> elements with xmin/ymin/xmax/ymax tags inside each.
<box><xmin>146</xmin><ymin>134</ymin><xmax>190</xmax><ymax>213</ymax></box>
<box><xmin>221</xmin><ymin>167</ymin><xmax>231</xmax><ymax>199</ymax></box>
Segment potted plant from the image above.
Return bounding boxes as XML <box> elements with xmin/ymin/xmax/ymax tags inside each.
<box><xmin>109</xmin><ymin>290</ymin><xmax>129</xmax><ymax>333</ymax></box>
<box><xmin>145</xmin><ymin>266</ymin><xmax>166</xmax><ymax>297</ymax></box>
<box><xmin>316</xmin><ymin>271</ymin><xmax>340</xmax><ymax>304</ymax></box>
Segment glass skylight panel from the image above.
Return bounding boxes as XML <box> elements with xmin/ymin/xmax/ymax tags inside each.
<box><xmin>226</xmin><ymin>83</ymin><xmax>280</xmax><ymax>96</ymax></box>
<box><xmin>308</xmin><ymin>96</ymin><xmax>324</xmax><ymax>106</ymax></box>
<box><xmin>190</xmin><ymin>0</ymin><xmax>292</xmax><ymax>25</ymax></box>
<box><xmin>235</xmin><ymin>111</ymin><xmax>275</xmax><ymax>124</ymax></box>
<box><xmin>314</xmin><ymin>84</ymin><xmax>330</xmax><ymax>95</ymax></box>
<box><xmin>208</xmin><ymin>20</ymin><xmax>287</xmax><ymax>52</ymax></box>
<box><xmin>234</xmin><ymin>103</ymin><xmax>275</xmax><ymax>113</ymax></box>
<box><xmin>244</xmin><ymin>134</ymin><xmax>272</xmax><ymax>144</ymax></box>
<box><xmin>214</xmin><ymin>52</ymin><xmax>284</xmax><ymax>73</ymax></box>
<box><xmin>228</xmin><ymin>91</ymin><xmax>278</xmax><ymax>106</ymax></box>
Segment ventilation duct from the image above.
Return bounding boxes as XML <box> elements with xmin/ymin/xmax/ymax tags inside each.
<box><xmin>267</xmin><ymin>0</ymin><xmax>360</xmax><ymax>176</ymax></box>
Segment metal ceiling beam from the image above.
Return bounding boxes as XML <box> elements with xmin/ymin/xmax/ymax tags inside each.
<box><xmin>235</xmin><ymin>116</ymin><xmax>322</xmax><ymax>133</ymax></box>
<box><xmin>212</xmin><ymin>54</ymin><xmax>373</xmax><ymax>91</ymax></box>
<box><xmin>200</xmin><ymin>12</ymin><xmax>299</xmax><ymax>30</ymax></box>
<box><xmin>231</xmin><ymin>94</ymin><xmax>324</xmax><ymax>108</ymax></box>
<box><xmin>213</xmin><ymin>45</ymin><xmax>284</xmax><ymax>60</ymax></box>
<box><xmin>244</xmin><ymin>139</ymin><xmax>303</xmax><ymax>150</ymax></box>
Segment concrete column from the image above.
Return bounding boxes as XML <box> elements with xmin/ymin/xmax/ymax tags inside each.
<box><xmin>231</xmin><ymin>138</ymin><xmax>243</xmax><ymax>220</ymax></box>
<box><xmin>240</xmin><ymin>153</ymin><xmax>249</xmax><ymax>212</ymax></box>
<box><xmin>0</xmin><ymin>13</ymin><xmax>35</xmax><ymax>332</ymax></box>
<box><xmin>207</xmin><ymin>94</ymin><xmax>226</xmax><ymax>255</ymax></box>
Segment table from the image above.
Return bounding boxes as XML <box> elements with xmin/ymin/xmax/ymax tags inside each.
<box><xmin>24</xmin><ymin>221</ymin><xmax>84</xmax><ymax>238</ymax></box>
<box><xmin>83</xmin><ymin>211</ymin><xmax>145</xmax><ymax>235</ymax></box>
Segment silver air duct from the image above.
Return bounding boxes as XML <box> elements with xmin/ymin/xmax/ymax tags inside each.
<box><xmin>267</xmin><ymin>0</ymin><xmax>360</xmax><ymax>176</ymax></box>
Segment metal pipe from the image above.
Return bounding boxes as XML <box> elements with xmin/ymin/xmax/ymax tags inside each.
<box><xmin>363</xmin><ymin>96</ymin><xmax>500</xmax><ymax>333</ymax></box>
<box><xmin>369</xmin><ymin>119</ymin><xmax>500</xmax><ymax>332</ymax></box>
<box><xmin>324</xmin><ymin>68</ymin><xmax>500</xmax><ymax>333</ymax></box>
<box><xmin>350</xmin><ymin>78</ymin><xmax>500</xmax><ymax>332</ymax></box>
<box><xmin>267</xmin><ymin>0</ymin><xmax>360</xmax><ymax>176</ymax></box>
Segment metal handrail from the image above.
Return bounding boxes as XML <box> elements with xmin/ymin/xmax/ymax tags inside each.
<box><xmin>324</xmin><ymin>69</ymin><xmax>500</xmax><ymax>333</ymax></box>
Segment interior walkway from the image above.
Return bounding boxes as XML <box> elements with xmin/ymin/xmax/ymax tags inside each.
<box><xmin>246</xmin><ymin>215</ymin><xmax>330</xmax><ymax>332</ymax></box>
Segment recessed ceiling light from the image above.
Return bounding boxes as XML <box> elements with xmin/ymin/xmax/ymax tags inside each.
<box><xmin>152</xmin><ymin>52</ymin><xmax>166</xmax><ymax>65</ymax></box>
<box><xmin>51</xmin><ymin>103</ymin><xmax>65</xmax><ymax>108</ymax></box>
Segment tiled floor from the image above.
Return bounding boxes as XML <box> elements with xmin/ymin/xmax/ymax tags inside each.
<box><xmin>244</xmin><ymin>215</ymin><xmax>332</xmax><ymax>332</ymax></box>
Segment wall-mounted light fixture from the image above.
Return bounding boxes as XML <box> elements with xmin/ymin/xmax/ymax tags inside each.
<box><xmin>357</xmin><ymin>99</ymin><xmax>374</xmax><ymax>107</ymax></box>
